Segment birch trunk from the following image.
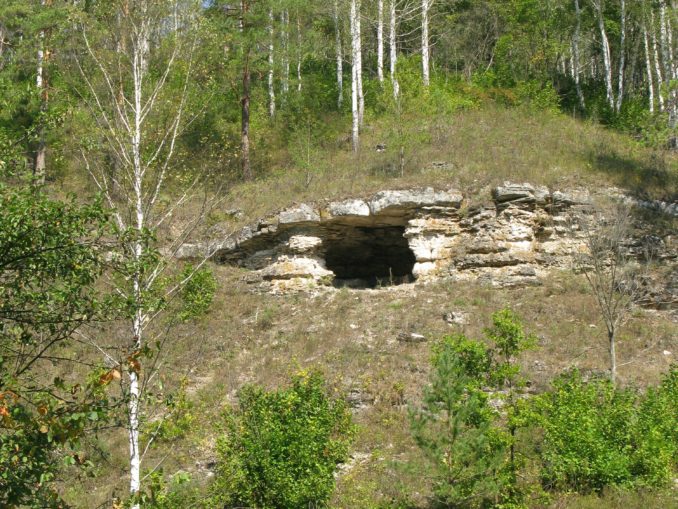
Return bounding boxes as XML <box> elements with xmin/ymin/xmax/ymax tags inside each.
<box><xmin>350</xmin><ymin>0</ymin><xmax>360</xmax><ymax>151</ymax></box>
<box><xmin>643</xmin><ymin>20</ymin><xmax>656</xmax><ymax>113</ymax></box>
<box><xmin>421</xmin><ymin>0</ymin><xmax>430</xmax><ymax>87</ymax></box>
<box><xmin>268</xmin><ymin>11</ymin><xmax>275</xmax><ymax>118</ymax></box>
<box><xmin>241</xmin><ymin>0</ymin><xmax>252</xmax><ymax>180</ymax></box>
<box><xmin>281</xmin><ymin>11</ymin><xmax>289</xmax><ymax>96</ymax></box>
<box><xmin>572</xmin><ymin>0</ymin><xmax>585</xmax><ymax>110</ymax></box>
<box><xmin>356</xmin><ymin>0</ymin><xmax>364</xmax><ymax>125</ymax></box>
<box><xmin>615</xmin><ymin>0</ymin><xmax>626</xmax><ymax>113</ymax></box>
<box><xmin>334</xmin><ymin>0</ymin><xmax>343</xmax><ymax>109</ymax></box>
<box><xmin>652</xmin><ymin>10</ymin><xmax>666</xmax><ymax>111</ymax></box>
<box><xmin>34</xmin><ymin>0</ymin><xmax>49</xmax><ymax>185</ymax></box>
<box><xmin>296</xmin><ymin>15</ymin><xmax>302</xmax><ymax>92</ymax></box>
<box><xmin>593</xmin><ymin>0</ymin><xmax>615</xmax><ymax>109</ymax></box>
<box><xmin>377</xmin><ymin>0</ymin><xmax>384</xmax><ymax>83</ymax></box>
<box><xmin>390</xmin><ymin>0</ymin><xmax>399</xmax><ymax>102</ymax></box>
<box><xmin>660</xmin><ymin>0</ymin><xmax>678</xmax><ymax>146</ymax></box>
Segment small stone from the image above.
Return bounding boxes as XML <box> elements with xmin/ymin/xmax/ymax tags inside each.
<box><xmin>397</xmin><ymin>332</ymin><xmax>427</xmax><ymax>343</ymax></box>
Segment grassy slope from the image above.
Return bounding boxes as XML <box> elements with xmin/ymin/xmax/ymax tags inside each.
<box><xmin>62</xmin><ymin>105</ymin><xmax>678</xmax><ymax>508</ymax></box>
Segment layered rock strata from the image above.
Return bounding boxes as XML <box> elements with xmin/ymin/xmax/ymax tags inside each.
<box><xmin>178</xmin><ymin>183</ymin><xmax>614</xmax><ymax>292</ymax></box>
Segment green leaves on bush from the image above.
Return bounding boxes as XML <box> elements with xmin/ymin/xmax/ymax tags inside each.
<box><xmin>178</xmin><ymin>264</ymin><xmax>217</xmax><ymax>322</ymax></box>
<box><xmin>211</xmin><ymin>371</ymin><xmax>354</xmax><ymax>509</ymax></box>
<box><xmin>531</xmin><ymin>366</ymin><xmax>678</xmax><ymax>493</ymax></box>
<box><xmin>411</xmin><ymin>309</ymin><xmax>535</xmax><ymax>508</ymax></box>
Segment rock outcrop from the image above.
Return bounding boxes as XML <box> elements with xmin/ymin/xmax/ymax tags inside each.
<box><xmin>178</xmin><ymin>183</ymin><xmax>620</xmax><ymax>292</ymax></box>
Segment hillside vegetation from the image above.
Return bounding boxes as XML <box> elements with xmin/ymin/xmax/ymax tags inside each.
<box><xmin>1</xmin><ymin>1</ymin><xmax>677</xmax><ymax>508</ymax></box>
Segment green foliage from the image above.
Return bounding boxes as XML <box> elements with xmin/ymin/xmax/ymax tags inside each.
<box><xmin>133</xmin><ymin>470</ymin><xmax>198</xmax><ymax>509</ymax></box>
<box><xmin>411</xmin><ymin>309</ymin><xmax>535</xmax><ymax>508</ymax></box>
<box><xmin>144</xmin><ymin>378</ymin><xmax>195</xmax><ymax>443</ymax></box>
<box><xmin>210</xmin><ymin>371</ymin><xmax>354</xmax><ymax>509</ymax></box>
<box><xmin>179</xmin><ymin>264</ymin><xmax>217</xmax><ymax>322</ymax></box>
<box><xmin>0</xmin><ymin>185</ymin><xmax>110</xmax><ymax>508</ymax></box>
<box><xmin>531</xmin><ymin>367</ymin><xmax>678</xmax><ymax>493</ymax></box>
<box><xmin>411</xmin><ymin>334</ymin><xmax>506</xmax><ymax>508</ymax></box>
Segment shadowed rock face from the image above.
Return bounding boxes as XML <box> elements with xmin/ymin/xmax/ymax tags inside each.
<box><xmin>176</xmin><ymin>183</ymin><xmax>676</xmax><ymax>295</ymax></box>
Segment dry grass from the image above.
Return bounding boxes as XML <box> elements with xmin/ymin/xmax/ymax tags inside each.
<box><xmin>204</xmin><ymin>105</ymin><xmax>678</xmax><ymax>237</ymax></box>
<box><xmin>54</xmin><ymin>103</ymin><xmax>678</xmax><ymax>507</ymax></box>
<box><xmin>62</xmin><ymin>265</ymin><xmax>677</xmax><ymax>508</ymax></box>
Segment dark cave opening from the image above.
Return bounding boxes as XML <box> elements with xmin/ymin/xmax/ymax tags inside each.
<box><xmin>322</xmin><ymin>225</ymin><xmax>416</xmax><ymax>288</ymax></box>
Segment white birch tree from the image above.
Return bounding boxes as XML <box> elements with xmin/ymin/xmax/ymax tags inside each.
<box><xmin>389</xmin><ymin>0</ymin><xmax>400</xmax><ymax>101</ymax></box>
<box><xmin>572</xmin><ymin>0</ymin><xmax>586</xmax><ymax>110</ymax></box>
<box><xmin>615</xmin><ymin>0</ymin><xmax>626</xmax><ymax>113</ymax></box>
<box><xmin>334</xmin><ymin>0</ymin><xmax>344</xmax><ymax>109</ymax></box>
<box><xmin>268</xmin><ymin>10</ymin><xmax>276</xmax><ymax>118</ymax></box>
<box><xmin>421</xmin><ymin>0</ymin><xmax>430</xmax><ymax>87</ymax></box>
<box><xmin>350</xmin><ymin>0</ymin><xmax>361</xmax><ymax>150</ymax></box>
<box><xmin>74</xmin><ymin>1</ymin><xmax>219</xmax><ymax>505</ymax></box>
<box><xmin>591</xmin><ymin>0</ymin><xmax>615</xmax><ymax>109</ymax></box>
<box><xmin>377</xmin><ymin>0</ymin><xmax>384</xmax><ymax>83</ymax></box>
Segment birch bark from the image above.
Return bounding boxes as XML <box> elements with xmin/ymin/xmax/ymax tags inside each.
<box><xmin>421</xmin><ymin>0</ymin><xmax>430</xmax><ymax>87</ymax></box>
<box><xmin>592</xmin><ymin>0</ymin><xmax>615</xmax><ymax>109</ymax></box>
<box><xmin>268</xmin><ymin>10</ymin><xmax>275</xmax><ymax>118</ymax></box>
<box><xmin>34</xmin><ymin>0</ymin><xmax>49</xmax><ymax>185</ymax></box>
<box><xmin>615</xmin><ymin>0</ymin><xmax>626</xmax><ymax>113</ymax></box>
<box><xmin>334</xmin><ymin>0</ymin><xmax>343</xmax><ymax>109</ymax></box>
<box><xmin>572</xmin><ymin>0</ymin><xmax>586</xmax><ymax>110</ymax></box>
<box><xmin>643</xmin><ymin>20</ymin><xmax>656</xmax><ymax>113</ymax></box>
<box><xmin>350</xmin><ymin>0</ymin><xmax>360</xmax><ymax>151</ymax></box>
<box><xmin>390</xmin><ymin>0</ymin><xmax>399</xmax><ymax>102</ymax></box>
<box><xmin>377</xmin><ymin>0</ymin><xmax>384</xmax><ymax>83</ymax></box>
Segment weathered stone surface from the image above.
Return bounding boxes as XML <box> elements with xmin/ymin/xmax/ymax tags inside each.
<box><xmin>260</xmin><ymin>255</ymin><xmax>333</xmax><ymax>280</ymax></box>
<box><xmin>327</xmin><ymin>199</ymin><xmax>371</xmax><ymax>217</ymax></box>
<box><xmin>286</xmin><ymin>235</ymin><xmax>323</xmax><ymax>254</ymax></box>
<box><xmin>492</xmin><ymin>182</ymin><xmax>535</xmax><ymax>204</ymax></box>
<box><xmin>278</xmin><ymin>203</ymin><xmax>320</xmax><ymax>224</ymax></box>
<box><xmin>369</xmin><ymin>188</ymin><xmax>463</xmax><ymax>215</ymax></box>
<box><xmin>176</xmin><ymin>183</ymin><xmax>674</xmax><ymax>296</ymax></box>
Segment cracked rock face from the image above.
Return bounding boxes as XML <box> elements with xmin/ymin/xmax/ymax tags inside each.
<box><xmin>178</xmin><ymin>184</ymin><xmax>605</xmax><ymax>292</ymax></box>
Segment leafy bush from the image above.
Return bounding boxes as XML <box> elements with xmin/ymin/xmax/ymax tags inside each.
<box><xmin>531</xmin><ymin>367</ymin><xmax>678</xmax><ymax>493</ymax></box>
<box><xmin>411</xmin><ymin>309</ymin><xmax>535</xmax><ymax>508</ymax></box>
<box><xmin>178</xmin><ymin>264</ymin><xmax>217</xmax><ymax>322</ymax></box>
<box><xmin>210</xmin><ymin>371</ymin><xmax>354</xmax><ymax>509</ymax></box>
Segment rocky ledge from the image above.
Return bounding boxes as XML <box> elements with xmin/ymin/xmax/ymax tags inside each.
<box><xmin>177</xmin><ymin>183</ymin><xmax>675</xmax><ymax>296</ymax></box>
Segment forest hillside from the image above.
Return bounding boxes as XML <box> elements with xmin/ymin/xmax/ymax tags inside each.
<box><xmin>0</xmin><ymin>1</ymin><xmax>677</xmax><ymax>508</ymax></box>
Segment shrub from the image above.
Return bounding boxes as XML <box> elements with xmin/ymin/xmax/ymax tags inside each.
<box><xmin>532</xmin><ymin>367</ymin><xmax>678</xmax><ymax>493</ymax></box>
<box><xmin>411</xmin><ymin>334</ymin><xmax>506</xmax><ymax>508</ymax></box>
<box><xmin>178</xmin><ymin>264</ymin><xmax>217</xmax><ymax>322</ymax></box>
<box><xmin>210</xmin><ymin>371</ymin><xmax>354</xmax><ymax>509</ymax></box>
<box><xmin>410</xmin><ymin>310</ymin><xmax>535</xmax><ymax>508</ymax></box>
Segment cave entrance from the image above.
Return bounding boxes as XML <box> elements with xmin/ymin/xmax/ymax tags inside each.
<box><xmin>322</xmin><ymin>225</ymin><xmax>416</xmax><ymax>288</ymax></box>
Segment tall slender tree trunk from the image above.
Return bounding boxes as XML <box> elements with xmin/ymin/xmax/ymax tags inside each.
<box><xmin>334</xmin><ymin>0</ymin><xmax>343</xmax><ymax>109</ymax></box>
<box><xmin>593</xmin><ymin>0</ymin><xmax>615</xmax><ymax>109</ymax></box>
<box><xmin>390</xmin><ymin>0</ymin><xmax>399</xmax><ymax>102</ymax></box>
<box><xmin>241</xmin><ymin>0</ymin><xmax>252</xmax><ymax>180</ymax></box>
<box><xmin>281</xmin><ymin>10</ymin><xmax>289</xmax><ymax>97</ymax></box>
<box><xmin>660</xmin><ymin>0</ymin><xmax>678</xmax><ymax>147</ymax></box>
<box><xmin>296</xmin><ymin>15</ymin><xmax>302</xmax><ymax>92</ymax></box>
<box><xmin>616</xmin><ymin>0</ymin><xmax>626</xmax><ymax>113</ymax></box>
<box><xmin>268</xmin><ymin>10</ymin><xmax>275</xmax><ymax>119</ymax></box>
<box><xmin>609</xmin><ymin>329</ymin><xmax>617</xmax><ymax>387</ymax></box>
<box><xmin>644</xmin><ymin>20</ymin><xmax>656</xmax><ymax>113</ymax></box>
<box><xmin>34</xmin><ymin>0</ymin><xmax>50</xmax><ymax>186</ymax></box>
<box><xmin>573</xmin><ymin>0</ymin><xmax>585</xmax><ymax>111</ymax></box>
<box><xmin>651</xmin><ymin>10</ymin><xmax>666</xmax><ymax>111</ymax></box>
<box><xmin>421</xmin><ymin>0</ymin><xmax>430</xmax><ymax>87</ymax></box>
<box><xmin>377</xmin><ymin>0</ymin><xmax>384</xmax><ymax>83</ymax></box>
<box><xmin>350</xmin><ymin>0</ymin><xmax>361</xmax><ymax>151</ymax></box>
<box><xmin>127</xmin><ymin>13</ymin><xmax>151</xmax><ymax>507</ymax></box>
<box><xmin>355</xmin><ymin>0</ymin><xmax>364</xmax><ymax>125</ymax></box>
